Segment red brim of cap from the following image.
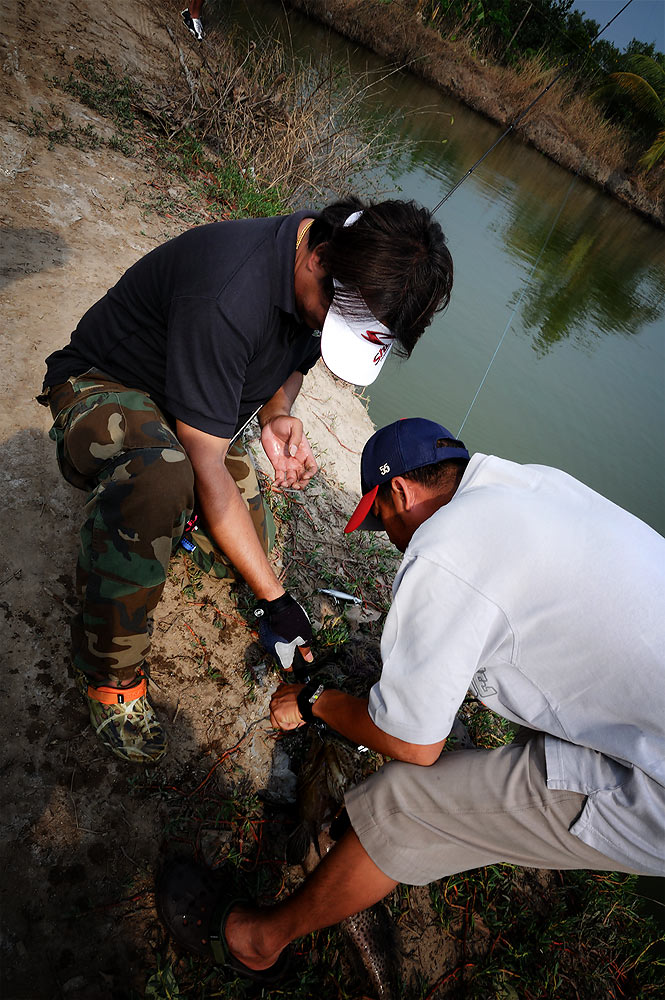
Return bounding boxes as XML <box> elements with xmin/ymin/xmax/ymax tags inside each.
<box><xmin>344</xmin><ymin>485</ymin><xmax>379</xmax><ymax>534</ymax></box>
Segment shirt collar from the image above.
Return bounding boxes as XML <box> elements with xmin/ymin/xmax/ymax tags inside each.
<box><xmin>273</xmin><ymin>209</ymin><xmax>318</xmax><ymax>322</ymax></box>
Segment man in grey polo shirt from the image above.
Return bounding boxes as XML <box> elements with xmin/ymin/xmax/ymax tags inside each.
<box><xmin>158</xmin><ymin>417</ymin><xmax>664</xmax><ymax>983</ymax></box>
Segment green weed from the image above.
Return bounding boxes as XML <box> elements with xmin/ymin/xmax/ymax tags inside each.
<box><xmin>144</xmin><ymin>958</ymin><xmax>183</xmax><ymax>1000</ymax></box>
<box><xmin>57</xmin><ymin>55</ymin><xmax>138</xmax><ymax>126</ymax></box>
<box><xmin>429</xmin><ymin>866</ymin><xmax>665</xmax><ymax>998</ymax></box>
<box><xmin>27</xmin><ymin>107</ymin><xmax>103</xmax><ymax>151</ymax></box>
<box><xmin>316</xmin><ymin>612</ymin><xmax>351</xmax><ymax>650</ymax></box>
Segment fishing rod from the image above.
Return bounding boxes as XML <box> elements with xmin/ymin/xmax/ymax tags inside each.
<box><xmin>431</xmin><ymin>0</ymin><xmax>635</xmax><ymax>214</ymax></box>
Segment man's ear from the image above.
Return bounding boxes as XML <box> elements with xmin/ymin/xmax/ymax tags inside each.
<box><xmin>308</xmin><ymin>244</ymin><xmax>328</xmax><ymax>277</ymax></box>
<box><xmin>390</xmin><ymin>476</ymin><xmax>413</xmax><ymax>512</ymax></box>
<box><xmin>391</xmin><ymin>476</ymin><xmax>426</xmax><ymax>513</ymax></box>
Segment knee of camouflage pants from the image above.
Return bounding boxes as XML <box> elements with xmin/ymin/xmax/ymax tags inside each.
<box><xmin>186</xmin><ymin>438</ymin><xmax>276</xmax><ymax>579</ymax></box>
<box><xmin>48</xmin><ymin>375</ymin><xmax>195</xmax><ymax>684</ymax></box>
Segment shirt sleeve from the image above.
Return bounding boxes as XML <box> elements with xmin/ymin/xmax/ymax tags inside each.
<box><xmin>296</xmin><ymin>336</ymin><xmax>322</xmax><ymax>376</ymax></box>
<box><xmin>165</xmin><ymin>295</ymin><xmax>258</xmax><ymax>437</ymax></box>
<box><xmin>368</xmin><ymin>554</ymin><xmax>510</xmax><ymax>745</ymax></box>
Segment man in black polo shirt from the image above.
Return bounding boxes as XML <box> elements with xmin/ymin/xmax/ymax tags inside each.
<box><xmin>40</xmin><ymin>197</ymin><xmax>454</xmax><ymax>764</ymax></box>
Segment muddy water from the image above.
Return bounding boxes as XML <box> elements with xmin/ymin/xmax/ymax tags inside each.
<box><xmin>217</xmin><ymin>0</ymin><xmax>664</xmax><ymax>535</ymax></box>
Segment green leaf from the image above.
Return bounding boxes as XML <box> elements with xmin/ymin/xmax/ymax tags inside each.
<box><xmin>144</xmin><ymin>963</ymin><xmax>183</xmax><ymax>1000</ymax></box>
<box><xmin>639</xmin><ymin>127</ymin><xmax>665</xmax><ymax>170</ymax></box>
<box><xmin>608</xmin><ymin>71</ymin><xmax>665</xmax><ymax>120</ymax></box>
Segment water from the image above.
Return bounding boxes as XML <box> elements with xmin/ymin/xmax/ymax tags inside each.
<box><xmin>215</xmin><ymin>0</ymin><xmax>664</xmax><ymax>919</ymax></box>
<box><xmin>216</xmin><ymin>0</ymin><xmax>665</xmax><ymax>535</ymax></box>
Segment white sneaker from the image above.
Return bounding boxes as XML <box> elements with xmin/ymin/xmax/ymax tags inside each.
<box><xmin>181</xmin><ymin>9</ymin><xmax>204</xmax><ymax>40</ymax></box>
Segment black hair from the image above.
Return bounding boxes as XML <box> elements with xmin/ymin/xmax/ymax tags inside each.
<box><xmin>376</xmin><ymin>439</ymin><xmax>469</xmax><ymax>499</ymax></box>
<box><xmin>308</xmin><ymin>197</ymin><xmax>453</xmax><ymax>357</ymax></box>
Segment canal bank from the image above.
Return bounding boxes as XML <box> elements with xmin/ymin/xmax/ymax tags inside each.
<box><xmin>281</xmin><ymin>0</ymin><xmax>664</xmax><ymax>225</ymax></box>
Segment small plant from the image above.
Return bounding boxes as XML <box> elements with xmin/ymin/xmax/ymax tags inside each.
<box><xmin>144</xmin><ymin>958</ymin><xmax>183</xmax><ymax>1000</ymax></box>
<box><xmin>57</xmin><ymin>55</ymin><xmax>139</xmax><ymax>126</ymax></box>
<box><xmin>108</xmin><ymin>132</ymin><xmax>135</xmax><ymax>156</ymax></box>
<box><xmin>316</xmin><ymin>612</ymin><xmax>351</xmax><ymax>650</ymax></box>
<box><xmin>242</xmin><ymin>664</ymin><xmax>257</xmax><ymax>702</ymax></box>
<box><xmin>27</xmin><ymin>107</ymin><xmax>103</xmax><ymax>151</ymax></box>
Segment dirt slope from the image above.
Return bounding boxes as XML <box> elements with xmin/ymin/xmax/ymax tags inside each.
<box><xmin>0</xmin><ymin>3</ymin><xmax>407</xmax><ymax>997</ymax></box>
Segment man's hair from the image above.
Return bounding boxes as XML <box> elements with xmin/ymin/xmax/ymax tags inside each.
<box><xmin>376</xmin><ymin>439</ymin><xmax>469</xmax><ymax>499</ymax></box>
<box><xmin>308</xmin><ymin>197</ymin><xmax>453</xmax><ymax>357</ymax></box>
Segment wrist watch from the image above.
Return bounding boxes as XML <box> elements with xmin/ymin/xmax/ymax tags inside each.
<box><xmin>297</xmin><ymin>680</ymin><xmax>325</xmax><ymax>724</ymax></box>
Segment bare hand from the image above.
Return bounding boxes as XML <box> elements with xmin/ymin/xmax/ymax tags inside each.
<box><xmin>261</xmin><ymin>416</ymin><xmax>317</xmax><ymax>490</ymax></box>
<box><xmin>270</xmin><ymin>682</ymin><xmax>306</xmax><ymax>731</ymax></box>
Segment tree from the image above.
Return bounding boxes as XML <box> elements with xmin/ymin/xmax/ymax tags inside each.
<box><xmin>594</xmin><ymin>53</ymin><xmax>665</xmax><ymax>170</ymax></box>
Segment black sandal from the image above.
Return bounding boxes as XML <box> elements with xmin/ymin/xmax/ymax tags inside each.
<box><xmin>156</xmin><ymin>859</ymin><xmax>290</xmax><ymax>984</ymax></box>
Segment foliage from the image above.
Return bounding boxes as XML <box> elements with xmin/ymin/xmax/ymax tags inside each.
<box><xmin>429</xmin><ymin>866</ymin><xmax>665</xmax><ymax>998</ymax></box>
<box><xmin>593</xmin><ymin>54</ymin><xmax>665</xmax><ymax>170</ymax></box>
<box><xmin>60</xmin><ymin>54</ymin><xmax>139</xmax><ymax>125</ymax></box>
<box><xmin>144</xmin><ymin>960</ymin><xmax>184</xmax><ymax>1000</ymax></box>
<box><xmin>420</xmin><ymin>0</ymin><xmax>606</xmax><ymax>70</ymax></box>
<box><xmin>418</xmin><ymin>0</ymin><xmax>665</xmax><ymax>167</ymax></box>
<box><xmin>46</xmin><ymin>37</ymin><xmax>395</xmax><ymax>225</ymax></box>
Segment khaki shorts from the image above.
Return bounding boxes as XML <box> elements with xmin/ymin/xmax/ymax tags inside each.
<box><xmin>345</xmin><ymin>733</ymin><xmax>637</xmax><ymax>885</ymax></box>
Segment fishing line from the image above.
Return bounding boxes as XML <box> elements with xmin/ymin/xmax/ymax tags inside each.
<box><xmin>431</xmin><ymin>0</ymin><xmax>634</xmax><ymax>213</ymax></box>
<box><xmin>456</xmin><ymin>171</ymin><xmax>578</xmax><ymax>437</ymax></box>
<box><xmin>434</xmin><ymin>2</ymin><xmax>634</xmax><ymax>434</ymax></box>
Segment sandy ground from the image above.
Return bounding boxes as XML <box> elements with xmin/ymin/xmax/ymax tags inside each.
<box><xmin>0</xmin><ymin>2</ymin><xmax>429</xmax><ymax>997</ymax></box>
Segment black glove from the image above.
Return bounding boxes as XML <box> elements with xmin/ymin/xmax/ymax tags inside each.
<box><xmin>254</xmin><ymin>592</ymin><xmax>313</xmax><ymax>670</ymax></box>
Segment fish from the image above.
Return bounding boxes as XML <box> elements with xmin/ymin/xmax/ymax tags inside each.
<box><xmin>288</xmin><ymin>727</ymin><xmax>400</xmax><ymax>1000</ymax></box>
<box><xmin>286</xmin><ymin>727</ymin><xmax>363</xmax><ymax>864</ymax></box>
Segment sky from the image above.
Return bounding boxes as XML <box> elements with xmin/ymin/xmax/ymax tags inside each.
<box><xmin>570</xmin><ymin>0</ymin><xmax>665</xmax><ymax>51</ymax></box>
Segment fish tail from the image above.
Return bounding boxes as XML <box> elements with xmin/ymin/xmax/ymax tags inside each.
<box><xmin>286</xmin><ymin>823</ymin><xmax>311</xmax><ymax>865</ymax></box>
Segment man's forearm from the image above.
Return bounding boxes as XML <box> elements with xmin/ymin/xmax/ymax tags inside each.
<box><xmin>259</xmin><ymin>372</ymin><xmax>304</xmax><ymax>425</ymax></box>
<box><xmin>312</xmin><ymin>689</ymin><xmax>445</xmax><ymax>765</ymax></box>
<box><xmin>196</xmin><ymin>461</ymin><xmax>283</xmax><ymax>600</ymax></box>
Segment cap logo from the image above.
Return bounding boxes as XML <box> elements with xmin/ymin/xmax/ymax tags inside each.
<box><xmin>379</xmin><ymin>463</ymin><xmax>390</xmax><ymax>475</ymax></box>
<box><xmin>362</xmin><ymin>329</ymin><xmax>387</xmax><ymax>345</ymax></box>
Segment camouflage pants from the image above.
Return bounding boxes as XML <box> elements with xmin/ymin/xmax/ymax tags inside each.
<box><xmin>42</xmin><ymin>371</ymin><xmax>274</xmax><ymax>684</ymax></box>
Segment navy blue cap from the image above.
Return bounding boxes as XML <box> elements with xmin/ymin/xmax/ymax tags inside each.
<box><xmin>345</xmin><ymin>418</ymin><xmax>469</xmax><ymax>533</ymax></box>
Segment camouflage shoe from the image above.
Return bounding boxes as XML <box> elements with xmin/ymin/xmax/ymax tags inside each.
<box><xmin>77</xmin><ymin>669</ymin><xmax>167</xmax><ymax>764</ymax></box>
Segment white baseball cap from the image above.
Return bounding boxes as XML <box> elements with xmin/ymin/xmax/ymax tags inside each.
<box><xmin>319</xmin><ymin>212</ymin><xmax>394</xmax><ymax>386</ymax></box>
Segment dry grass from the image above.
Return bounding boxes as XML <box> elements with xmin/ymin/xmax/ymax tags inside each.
<box><xmin>485</xmin><ymin>53</ymin><xmax>629</xmax><ymax>170</ymax></box>
<box><xmin>171</xmin><ymin>23</ymin><xmax>401</xmax><ymax>205</ymax></box>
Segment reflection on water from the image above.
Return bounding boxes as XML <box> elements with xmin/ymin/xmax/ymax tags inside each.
<box><xmin>503</xmin><ymin>184</ymin><xmax>665</xmax><ymax>354</ymax></box>
<box><xmin>220</xmin><ymin>0</ymin><xmax>664</xmax><ymax>535</ymax></box>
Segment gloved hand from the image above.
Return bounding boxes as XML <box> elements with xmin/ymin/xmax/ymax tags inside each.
<box><xmin>254</xmin><ymin>592</ymin><xmax>313</xmax><ymax>670</ymax></box>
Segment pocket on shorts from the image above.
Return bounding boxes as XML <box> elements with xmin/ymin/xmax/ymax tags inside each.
<box><xmin>57</xmin><ymin>387</ymin><xmax>183</xmax><ymax>486</ymax></box>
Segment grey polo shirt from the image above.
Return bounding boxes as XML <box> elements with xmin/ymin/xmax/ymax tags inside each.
<box><xmin>370</xmin><ymin>455</ymin><xmax>665</xmax><ymax>875</ymax></box>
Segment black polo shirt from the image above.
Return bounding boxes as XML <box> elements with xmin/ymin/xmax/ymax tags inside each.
<box><xmin>44</xmin><ymin>211</ymin><xmax>322</xmax><ymax>437</ymax></box>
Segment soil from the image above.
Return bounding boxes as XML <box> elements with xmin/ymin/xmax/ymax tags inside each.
<box><xmin>0</xmin><ymin>3</ymin><xmax>460</xmax><ymax>997</ymax></box>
